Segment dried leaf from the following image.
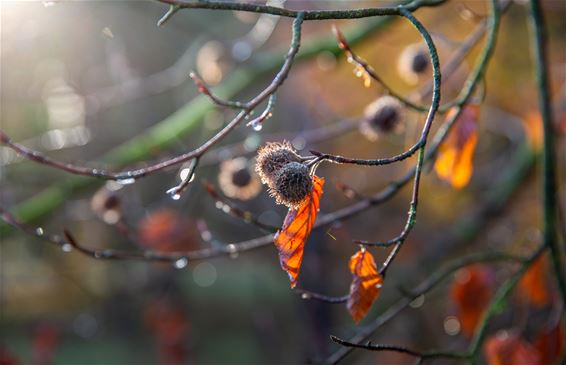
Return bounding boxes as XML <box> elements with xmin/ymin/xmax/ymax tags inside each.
<box><xmin>518</xmin><ymin>255</ymin><xmax>551</xmax><ymax>308</ymax></box>
<box><xmin>534</xmin><ymin>321</ymin><xmax>564</xmax><ymax>365</ymax></box>
<box><xmin>451</xmin><ymin>265</ymin><xmax>493</xmax><ymax>337</ymax></box>
<box><xmin>273</xmin><ymin>175</ymin><xmax>324</xmax><ymax>288</ymax></box>
<box><xmin>484</xmin><ymin>333</ymin><xmax>541</xmax><ymax>365</ymax></box>
<box><xmin>434</xmin><ymin>105</ymin><xmax>480</xmax><ymax>189</ymax></box>
<box><xmin>347</xmin><ymin>249</ymin><xmax>383</xmax><ymax>322</ymax></box>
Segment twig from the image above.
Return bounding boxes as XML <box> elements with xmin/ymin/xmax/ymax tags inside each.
<box><xmin>528</xmin><ymin>0</ymin><xmax>566</xmax><ymax>312</ymax></box>
<box><xmin>157</xmin><ymin>0</ymin><xmax>447</xmax><ymax>20</ymax></box>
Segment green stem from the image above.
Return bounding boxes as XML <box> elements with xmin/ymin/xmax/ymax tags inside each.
<box><xmin>528</xmin><ymin>0</ymin><xmax>566</xmax><ymax>313</ymax></box>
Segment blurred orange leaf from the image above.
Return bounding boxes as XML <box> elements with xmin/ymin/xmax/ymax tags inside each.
<box><xmin>347</xmin><ymin>249</ymin><xmax>383</xmax><ymax>322</ymax></box>
<box><xmin>273</xmin><ymin>175</ymin><xmax>324</xmax><ymax>288</ymax></box>
<box><xmin>451</xmin><ymin>265</ymin><xmax>493</xmax><ymax>337</ymax></box>
<box><xmin>534</xmin><ymin>321</ymin><xmax>564</xmax><ymax>365</ymax></box>
<box><xmin>523</xmin><ymin>112</ymin><xmax>543</xmax><ymax>151</ymax></box>
<box><xmin>518</xmin><ymin>256</ymin><xmax>551</xmax><ymax>308</ymax></box>
<box><xmin>138</xmin><ymin>209</ymin><xmax>199</xmax><ymax>252</ymax></box>
<box><xmin>484</xmin><ymin>333</ymin><xmax>541</xmax><ymax>365</ymax></box>
<box><xmin>434</xmin><ymin>105</ymin><xmax>480</xmax><ymax>189</ymax></box>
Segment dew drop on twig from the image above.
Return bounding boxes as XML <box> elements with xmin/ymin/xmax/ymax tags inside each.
<box><xmin>117</xmin><ymin>177</ymin><xmax>136</xmax><ymax>185</ymax></box>
<box><xmin>174</xmin><ymin>257</ymin><xmax>188</xmax><ymax>269</ymax></box>
<box><xmin>61</xmin><ymin>243</ymin><xmax>73</xmax><ymax>253</ymax></box>
<box><xmin>226</xmin><ymin>244</ymin><xmax>239</xmax><ymax>259</ymax></box>
<box><xmin>36</xmin><ymin>227</ymin><xmax>44</xmax><ymax>236</ymax></box>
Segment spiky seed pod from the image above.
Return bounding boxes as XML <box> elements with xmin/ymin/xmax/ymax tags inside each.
<box><xmin>218</xmin><ymin>157</ymin><xmax>261</xmax><ymax>200</ymax></box>
<box><xmin>270</xmin><ymin>162</ymin><xmax>313</xmax><ymax>209</ymax></box>
<box><xmin>359</xmin><ymin>96</ymin><xmax>404</xmax><ymax>141</ymax></box>
<box><xmin>398</xmin><ymin>43</ymin><xmax>430</xmax><ymax>85</ymax></box>
<box><xmin>255</xmin><ymin>141</ymin><xmax>301</xmax><ymax>188</ymax></box>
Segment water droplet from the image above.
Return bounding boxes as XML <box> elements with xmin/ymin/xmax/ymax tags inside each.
<box><xmin>36</xmin><ymin>227</ymin><xmax>44</xmax><ymax>236</ymax></box>
<box><xmin>226</xmin><ymin>244</ymin><xmax>239</xmax><ymax>259</ymax></box>
<box><xmin>250</xmin><ymin>120</ymin><xmax>263</xmax><ymax>131</ymax></box>
<box><xmin>375</xmin><ymin>283</ymin><xmax>382</xmax><ymax>289</ymax></box>
<box><xmin>174</xmin><ymin>257</ymin><xmax>188</xmax><ymax>269</ymax></box>
<box><xmin>301</xmin><ymin>293</ymin><xmax>311</xmax><ymax>299</ymax></box>
<box><xmin>409</xmin><ymin>294</ymin><xmax>425</xmax><ymax>308</ymax></box>
<box><xmin>61</xmin><ymin>243</ymin><xmax>73</xmax><ymax>253</ymax></box>
<box><xmin>117</xmin><ymin>177</ymin><xmax>135</xmax><ymax>185</ymax></box>
<box><xmin>222</xmin><ymin>204</ymin><xmax>231</xmax><ymax>213</ymax></box>
<box><xmin>443</xmin><ymin>316</ymin><xmax>461</xmax><ymax>336</ymax></box>
<box><xmin>215</xmin><ymin>201</ymin><xmax>224</xmax><ymax>209</ymax></box>
<box><xmin>165</xmin><ymin>187</ymin><xmax>181</xmax><ymax>200</ymax></box>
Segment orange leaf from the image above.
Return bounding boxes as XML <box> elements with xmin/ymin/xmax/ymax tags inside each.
<box><xmin>534</xmin><ymin>321</ymin><xmax>564</xmax><ymax>365</ymax></box>
<box><xmin>518</xmin><ymin>256</ymin><xmax>551</xmax><ymax>308</ymax></box>
<box><xmin>484</xmin><ymin>333</ymin><xmax>541</xmax><ymax>365</ymax></box>
<box><xmin>434</xmin><ymin>105</ymin><xmax>479</xmax><ymax>189</ymax></box>
<box><xmin>273</xmin><ymin>175</ymin><xmax>324</xmax><ymax>288</ymax></box>
<box><xmin>347</xmin><ymin>249</ymin><xmax>383</xmax><ymax>322</ymax></box>
<box><xmin>523</xmin><ymin>112</ymin><xmax>543</xmax><ymax>151</ymax></box>
<box><xmin>451</xmin><ymin>265</ymin><xmax>493</xmax><ymax>337</ymax></box>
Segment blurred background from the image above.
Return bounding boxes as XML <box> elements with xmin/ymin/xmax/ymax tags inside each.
<box><xmin>1</xmin><ymin>1</ymin><xmax>565</xmax><ymax>364</ymax></box>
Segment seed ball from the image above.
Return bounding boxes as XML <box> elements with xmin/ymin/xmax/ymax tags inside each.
<box><xmin>255</xmin><ymin>141</ymin><xmax>301</xmax><ymax>188</ymax></box>
<box><xmin>398</xmin><ymin>43</ymin><xmax>430</xmax><ymax>84</ymax></box>
<box><xmin>271</xmin><ymin>162</ymin><xmax>313</xmax><ymax>209</ymax></box>
<box><xmin>359</xmin><ymin>96</ymin><xmax>404</xmax><ymax>141</ymax></box>
<box><xmin>218</xmin><ymin>157</ymin><xmax>261</xmax><ymax>200</ymax></box>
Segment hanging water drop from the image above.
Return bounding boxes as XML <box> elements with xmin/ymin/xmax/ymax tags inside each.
<box><xmin>252</xmin><ymin>121</ymin><xmax>263</xmax><ymax>132</ymax></box>
<box><xmin>61</xmin><ymin>243</ymin><xmax>73</xmax><ymax>253</ymax></box>
<box><xmin>36</xmin><ymin>227</ymin><xmax>44</xmax><ymax>236</ymax></box>
<box><xmin>117</xmin><ymin>177</ymin><xmax>136</xmax><ymax>185</ymax></box>
<box><xmin>174</xmin><ymin>257</ymin><xmax>188</xmax><ymax>269</ymax></box>
<box><xmin>226</xmin><ymin>244</ymin><xmax>239</xmax><ymax>259</ymax></box>
<box><xmin>165</xmin><ymin>187</ymin><xmax>181</xmax><ymax>200</ymax></box>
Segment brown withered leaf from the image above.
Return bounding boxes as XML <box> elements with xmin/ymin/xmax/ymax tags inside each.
<box><xmin>434</xmin><ymin>105</ymin><xmax>480</xmax><ymax>189</ymax></box>
<box><xmin>347</xmin><ymin>249</ymin><xmax>383</xmax><ymax>322</ymax></box>
<box><xmin>273</xmin><ymin>175</ymin><xmax>324</xmax><ymax>288</ymax></box>
<box><xmin>484</xmin><ymin>333</ymin><xmax>541</xmax><ymax>365</ymax></box>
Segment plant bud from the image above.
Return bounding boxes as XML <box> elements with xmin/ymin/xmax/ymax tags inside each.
<box><xmin>359</xmin><ymin>96</ymin><xmax>404</xmax><ymax>141</ymax></box>
<box><xmin>218</xmin><ymin>157</ymin><xmax>261</xmax><ymax>200</ymax></box>
<box><xmin>398</xmin><ymin>43</ymin><xmax>430</xmax><ymax>84</ymax></box>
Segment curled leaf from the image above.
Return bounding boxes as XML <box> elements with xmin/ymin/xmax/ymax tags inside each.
<box><xmin>450</xmin><ymin>265</ymin><xmax>493</xmax><ymax>337</ymax></box>
<box><xmin>347</xmin><ymin>249</ymin><xmax>383</xmax><ymax>322</ymax></box>
<box><xmin>273</xmin><ymin>175</ymin><xmax>324</xmax><ymax>288</ymax></box>
<box><xmin>434</xmin><ymin>105</ymin><xmax>480</xmax><ymax>189</ymax></box>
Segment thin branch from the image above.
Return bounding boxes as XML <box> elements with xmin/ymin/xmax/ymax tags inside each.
<box><xmin>311</xmin><ymin>0</ymin><xmax>501</xmax><ymax>168</ymax></box>
<box><xmin>528</xmin><ymin>0</ymin><xmax>566</xmax><ymax>313</ymax></box>
<box><xmin>0</xmin><ymin>13</ymin><xmax>305</xmax><ymax>183</ymax></box>
<box><xmin>330</xmin><ymin>336</ymin><xmax>469</xmax><ymax>361</ymax></box>
<box><xmin>157</xmin><ymin>0</ymin><xmax>447</xmax><ymax>20</ymax></box>
<box><xmin>202</xmin><ymin>181</ymin><xmax>278</xmax><ymax>233</ymax></box>
<box><xmin>189</xmin><ymin>72</ymin><xmax>246</xmax><ymax>109</ymax></box>
<box><xmin>323</xmin><ymin>250</ymin><xmax>527</xmax><ymax>365</ymax></box>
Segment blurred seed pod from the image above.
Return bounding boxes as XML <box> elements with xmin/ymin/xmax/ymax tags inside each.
<box><xmin>397</xmin><ymin>43</ymin><xmax>430</xmax><ymax>85</ymax></box>
<box><xmin>137</xmin><ymin>209</ymin><xmax>199</xmax><ymax>252</ymax></box>
<box><xmin>90</xmin><ymin>185</ymin><xmax>122</xmax><ymax>225</ymax></box>
<box><xmin>359</xmin><ymin>96</ymin><xmax>404</xmax><ymax>141</ymax></box>
<box><xmin>218</xmin><ymin>157</ymin><xmax>261</xmax><ymax>200</ymax></box>
<box><xmin>196</xmin><ymin>40</ymin><xmax>232</xmax><ymax>85</ymax></box>
<box><xmin>255</xmin><ymin>141</ymin><xmax>301</xmax><ymax>189</ymax></box>
<box><xmin>270</xmin><ymin>161</ymin><xmax>313</xmax><ymax>209</ymax></box>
